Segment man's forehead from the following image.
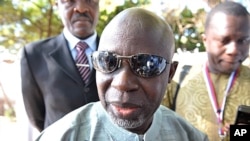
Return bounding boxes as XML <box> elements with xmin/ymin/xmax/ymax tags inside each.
<box><xmin>100</xmin><ymin>32</ymin><xmax>162</xmax><ymax>49</ymax></box>
<box><xmin>208</xmin><ymin>12</ymin><xmax>250</xmax><ymax>32</ymax></box>
<box><xmin>99</xmin><ymin>8</ymin><xmax>173</xmax><ymax>59</ymax></box>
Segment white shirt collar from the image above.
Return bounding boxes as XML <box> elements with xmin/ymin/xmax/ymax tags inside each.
<box><xmin>63</xmin><ymin>27</ymin><xmax>97</xmax><ymax>51</ymax></box>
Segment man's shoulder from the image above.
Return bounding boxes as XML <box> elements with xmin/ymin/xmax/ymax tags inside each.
<box><xmin>157</xmin><ymin>105</ymin><xmax>186</xmax><ymax>123</ymax></box>
<box><xmin>156</xmin><ymin>106</ymin><xmax>208</xmax><ymax>141</ymax></box>
<box><xmin>172</xmin><ymin>63</ymin><xmax>203</xmax><ymax>86</ymax></box>
<box><xmin>36</xmin><ymin>102</ymin><xmax>100</xmax><ymax>141</ymax></box>
<box><xmin>24</xmin><ymin>34</ymin><xmax>64</xmax><ymax>51</ymax></box>
<box><xmin>61</xmin><ymin>102</ymin><xmax>100</xmax><ymax>125</ymax></box>
<box><xmin>235</xmin><ymin>65</ymin><xmax>250</xmax><ymax>90</ymax></box>
<box><xmin>240</xmin><ymin>65</ymin><xmax>250</xmax><ymax>79</ymax></box>
<box><xmin>158</xmin><ymin>105</ymin><xmax>182</xmax><ymax>119</ymax></box>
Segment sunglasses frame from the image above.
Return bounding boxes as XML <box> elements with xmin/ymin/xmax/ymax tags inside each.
<box><xmin>91</xmin><ymin>51</ymin><xmax>170</xmax><ymax>78</ymax></box>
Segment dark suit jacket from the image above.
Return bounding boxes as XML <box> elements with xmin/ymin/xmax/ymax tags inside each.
<box><xmin>20</xmin><ymin>33</ymin><xmax>99</xmax><ymax>132</ymax></box>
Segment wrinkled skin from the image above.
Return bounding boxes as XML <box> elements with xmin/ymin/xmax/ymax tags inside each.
<box><xmin>56</xmin><ymin>0</ymin><xmax>99</xmax><ymax>39</ymax></box>
<box><xmin>96</xmin><ymin>9</ymin><xmax>177</xmax><ymax>134</ymax></box>
<box><xmin>203</xmin><ymin>12</ymin><xmax>250</xmax><ymax>74</ymax></box>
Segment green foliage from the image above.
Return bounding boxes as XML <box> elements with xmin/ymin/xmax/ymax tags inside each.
<box><xmin>0</xmin><ymin>0</ymin><xmax>149</xmax><ymax>54</ymax></box>
<box><xmin>164</xmin><ymin>7</ymin><xmax>206</xmax><ymax>52</ymax></box>
<box><xmin>0</xmin><ymin>0</ymin><xmax>207</xmax><ymax>54</ymax></box>
<box><xmin>4</xmin><ymin>107</ymin><xmax>16</xmax><ymax>121</ymax></box>
<box><xmin>96</xmin><ymin>0</ymin><xmax>150</xmax><ymax>36</ymax></box>
<box><xmin>0</xmin><ymin>0</ymin><xmax>62</xmax><ymax>54</ymax></box>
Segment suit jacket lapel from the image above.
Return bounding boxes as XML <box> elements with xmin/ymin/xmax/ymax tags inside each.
<box><xmin>48</xmin><ymin>34</ymin><xmax>83</xmax><ymax>85</ymax></box>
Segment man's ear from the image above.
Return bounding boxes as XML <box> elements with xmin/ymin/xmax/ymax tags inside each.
<box><xmin>168</xmin><ymin>61</ymin><xmax>178</xmax><ymax>83</ymax></box>
<box><xmin>202</xmin><ymin>33</ymin><xmax>207</xmax><ymax>50</ymax></box>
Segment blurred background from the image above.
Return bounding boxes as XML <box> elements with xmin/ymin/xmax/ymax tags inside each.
<box><xmin>0</xmin><ymin>0</ymin><xmax>250</xmax><ymax>140</ymax></box>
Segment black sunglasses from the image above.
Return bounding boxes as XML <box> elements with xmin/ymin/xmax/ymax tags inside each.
<box><xmin>91</xmin><ymin>51</ymin><xmax>169</xmax><ymax>78</ymax></box>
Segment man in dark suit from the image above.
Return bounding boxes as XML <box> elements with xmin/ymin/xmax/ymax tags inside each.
<box><xmin>20</xmin><ymin>0</ymin><xmax>100</xmax><ymax>132</ymax></box>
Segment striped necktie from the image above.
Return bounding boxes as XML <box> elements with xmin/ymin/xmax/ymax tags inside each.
<box><xmin>75</xmin><ymin>41</ymin><xmax>91</xmax><ymax>83</ymax></box>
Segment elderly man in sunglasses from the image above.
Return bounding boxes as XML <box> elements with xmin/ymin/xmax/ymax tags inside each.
<box><xmin>36</xmin><ymin>8</ymin><xmax>208</xmax><ymax>141</ymax></box>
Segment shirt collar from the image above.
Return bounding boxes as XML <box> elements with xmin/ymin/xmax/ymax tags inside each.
<box><xmin>96</xmin><ymin>102</ymin><xmax>162</xmax><ymax>141</ymax></box>
<box><xmin>63</xmin><ymin>27</ymin><xmax>97</xmax><ymax>51</ymax></box>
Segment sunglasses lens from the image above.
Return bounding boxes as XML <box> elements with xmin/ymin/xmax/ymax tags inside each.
<box><xmin>131</xmin><ymin>54</ymin><xmax>167</xmax><ymax>77</ymax></box>
<box><xmin>92</xmin><ymin>51</ymin><xmax>168</xmax><ymax>77</ymax></box>
<box><xmin>92</xmin><ymin>51</ymin><xmax>118</xmax><ymax>73</ymax></box>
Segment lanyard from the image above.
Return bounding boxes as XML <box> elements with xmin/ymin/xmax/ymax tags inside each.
<box><xmin>202</xmin><ymin>64</ymin><xmax>238</xmax><ymax>138</ymax></box>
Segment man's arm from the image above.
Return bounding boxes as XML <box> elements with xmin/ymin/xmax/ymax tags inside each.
<box><xmin>20</xmin><ymin>47</ymin><xmax>45</xmax><ymax>132</ymax></box>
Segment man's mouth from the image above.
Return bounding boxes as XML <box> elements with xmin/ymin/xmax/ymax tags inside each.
<box><xmin>110</xmin><ymin>103</ymin><xmax>141</xmax><ymax>118</ymax></box>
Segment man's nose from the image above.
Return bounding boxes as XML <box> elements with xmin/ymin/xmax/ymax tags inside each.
<box><xmin>225</xmin><ymin>41</ymin><xmax>238</xmax><ymax>55</ymax></box>
<box><xmin>111</xmin><ymin>61</ymin><xmax>139</xmax><ymax>92</ymax></box>
<box><xmin>74</xmin><ymin>0</ymin><xmax>89</xmax><ymax>13</ymax></box>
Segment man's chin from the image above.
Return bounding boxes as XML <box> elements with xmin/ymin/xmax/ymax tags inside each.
<box><xmin>110</xmin><ymin>114</ymin><xmax>143</xmax><ymax>129</ymax></box>
<box><xmin>220</xmin><ymin>66</ymin><xmax>239</xmax><ymax>74</ymax></box>
<box><xmin>73</xmin><ymin>29</ymin><xmax>94</xmax><ymax>39</ymax></box>
<box><xmin>220</xmin><ymin>62</ymin><xmax>240</xmax><ymax>73</ymax></box>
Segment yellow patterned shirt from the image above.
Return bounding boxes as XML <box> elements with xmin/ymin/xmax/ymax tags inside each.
<box><xmin>162</xmin><ymin>64</ymin><xmax>250</xmax><ymax>141</ymax></box>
